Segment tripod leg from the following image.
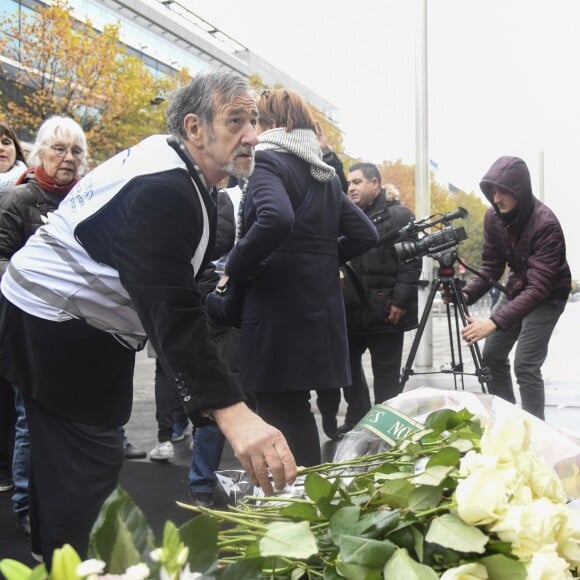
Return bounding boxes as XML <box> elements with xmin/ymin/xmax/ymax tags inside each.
<box><xmin>450</xmin><ymin>279</ymin><xmax>489</xmax><ymax>393</ymax></box>
<box><xmin>443</xmin><ymin>297</ymin><xmax>462</xmax><ymax>390</ymax></box>
<box><xmin>400</xmin><ymin>279</ymin><xmax>439</xmax><ymax>388</ymax></box>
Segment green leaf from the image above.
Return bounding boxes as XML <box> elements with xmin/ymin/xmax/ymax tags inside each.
<box><xmin>317</xmin><ymin>496</ymin><xmax>344</xmax><ymax>520</ymax></box>
<box><xmin>363</xmin><ymin>509</ymin><xmax>400</xmax><ymax>538</ymax></box>
<box><xmin>388</xmin><ymin>526</ymin><xmax>415</xmax><ymax>552</ymax></box>
<box><xmin>335</xmin><ymin>560</ymin><xmax>373</xmax><ymax>580</ymax></box>
<box><xmin>48</xmin><ymin>544</ymin><xmax>81</xmax><ymax>580</ymax></box>
<box><xmin>408</xmin><ymin>485</ymin><xmax>443</xmax><ymax>511</ymax></box>
<box><xmin>425</xmin><ymin>514</ymin><xmax>488</xmax><ymax>554</ymax></box>
<box><xmin>480</xmin><ymin>554</ymin><xmax>527</xmax><ymax>580</ymax></box>
<box><xmin>305</xmin><ymin>472</ymin><xmax>333</xmax><ymax>501</ymax></box>
<box><xmin>410</xmin><ymin>465</ymin><xmax>454</xmax><ymax>487</ymax></box>
<box><xmin>88</xmin><ymin>486</ymin><xmax>155</xmax><ymax>571</ymax></box>
<box><xmin>280</xmin><ymin>502</ymin><xmax>320</xmax><ymax>521</ymax></box>
<box><xmin>28</xmin><ymin>565</ymin><xmax>48</xmax><ymax>580</ymax></box>
<box><xmin>378</xmin><ymin>478</ymin><xmax>414</xmax><ymax>508</ymax></box>
<box><xmin>424</xmin><ymin>409</ymin><xmax>474</xmax><ymax>434</ymax></box>
<box><xmin>216</xmin><ymin>556</ymin><xmax>265</xmax><ymax>579</ymax></box>
<box><xmin>448</xmin><ymin>438</ymin><xmax>475</xmax><ymax>453</ymax></box>
<box><xmin>329</xmin><ymin>506</ymin><xmax>399</xmax><ymax>541</ymax></box>
<box><xmin>328</xmin><ymin>506</ymin><xmax>360</xmax><ymax>539</ymax></box>
<box><xmin>0</xmin><ymin>559</ymin><xmax>33</xmax><ymax>580</ymax></box>
<box><xmin>426</xmin><ymin>446</ymin><xmax>461</xmax><ymax>468</ymax></box>
<box><xmin>486</xmin><ymin>540</ymin><xmax>514</xmax><ymax>557</ymax></box>
<box><xmin>411</xmin><ymin>525</ymin><xmax>424</xmax><ymax>562</ymax></box>
<box><xmin>259</xmin><ymin>521</ymin><xmax>318</xmax><ymax>559</ymax></box>
<box><xmin>322</xmin><ymin>565</ymin><xmax>343</xmax><ymax>580</ymax></box>
<box><xmin>162</xmin><ymin>521</ymin><xmax>181</xmax><ymax>554</ymax></box>
<box><xmin>383</xmin><ymin>548</ymin><xmax>439</xmax><ymax>579</ymax></box>
<box><xmin>179</xmin><ymin>514</ymin><xmax>218</xmax><ymax>572</ymax></box>
<box><xmin>337</xmin><ymin>534</ymin><xmax>395</xmax><ymax>567</ymax></box>
<box><xmin>107</xmin><ymin>519</ymin><xmax>141</xmax><ymax>574</ymax></box>
<box><xmin>374</xmin><ymin>463</ymin><xmax>400</xmax><ymax>475</ymax></box>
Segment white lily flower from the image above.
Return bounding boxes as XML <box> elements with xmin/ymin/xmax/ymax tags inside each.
<box><xmin>76</xmin><ymin>559</ymin><xmax>106</xmax><ymax>577</ymax></box>
<box><xmin>122</xmin><ymin>563</ymin><xmax>150</xmax><ymax>580</ymax></box>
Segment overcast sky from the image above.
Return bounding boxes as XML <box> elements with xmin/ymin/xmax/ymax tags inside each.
<box><xmin>191</xmin><ymin>0</ymin><xmax>580</xmax><ymax>277</ymax></box>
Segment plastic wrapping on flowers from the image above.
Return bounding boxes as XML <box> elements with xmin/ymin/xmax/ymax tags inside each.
<box><xmin>2</xmin><ymin>389</ymin><xmax>580</xmax><ymax>579</ymax></box>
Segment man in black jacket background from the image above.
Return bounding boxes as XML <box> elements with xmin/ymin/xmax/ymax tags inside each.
<box><xmin>339</xmin><ymin>163</ymin><xmax>421</xmax><ymax>434</ymax></box>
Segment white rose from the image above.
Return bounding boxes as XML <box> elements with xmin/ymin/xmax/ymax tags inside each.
<box><xmin>455</xmin><ymin>467</ymin><xmax>513</xmax><ymax>525</ymax></box>
<box><xmin>480</xmin><ymin>415</ymin><xmax>531</xmax><ymax>461</ymax></box>
<box><xmin>510</xmin><ymin>482</ymin><xmax>533</xmax><ymax>505</ymax></box>
<box><xmin>527</xmin><ymin>453</ymin><xmax>568</xmax><ymax>503</ymax></box>
<box><xmin>490</xmin><ymin>499</ymin><xmax>567</xmax><ymax>561</ymax></box>
<box><xmin>440</xmin><ymin>562</ymin><xmax>488</xmax><ymax>579</ymax></box>
<box><xmin>459</xmin><ymin>450</ymin><xmax>498</xmax><ymax>476</ymax></box>
<box><xmin>525</xmin><ymin>546</ymin><xmax>573</xmax><ymax>579</ymax></box>
<box><xmin>556</xmin><ymin>506</ymin><xmax>580</xmax><ymax>570</ymax></box>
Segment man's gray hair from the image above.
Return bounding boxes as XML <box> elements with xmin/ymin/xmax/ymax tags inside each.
<box><xmin>166</xmin><ymin>69</ymin><xmax>252</xmax><ymax>141</ymax></box>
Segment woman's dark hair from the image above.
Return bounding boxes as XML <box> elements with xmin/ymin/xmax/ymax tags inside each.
<box><xmin>0</xmin><ymin>122</ymin><xmax>26</xmax><ymax>165</ymax></box>
<box><xmin>257</xmin><ymin>89</ymin><xmax>316</xmax><ymax>132</ymax></box>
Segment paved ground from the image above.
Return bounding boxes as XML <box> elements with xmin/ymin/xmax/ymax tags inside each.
<box><xmin>124</xmin><ymin>297</ymin><xmax>580</xmax><ymax>470</ymax></box>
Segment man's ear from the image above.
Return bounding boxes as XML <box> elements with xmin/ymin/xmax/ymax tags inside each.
<box><xmin>184</xmin><ymin>113</ymin><xmax>203</xmax><ymax>144</ymax></box>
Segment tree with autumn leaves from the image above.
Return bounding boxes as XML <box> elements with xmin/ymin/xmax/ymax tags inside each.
<box><xmin>0</xmin><ymin>0</ymin><xmax>486</xmax><ymax>265</ymax></box>
<box><xmin>0</xmin><ymin>0</ymin><xmax>187</xmax><ymax>164</ymax></box>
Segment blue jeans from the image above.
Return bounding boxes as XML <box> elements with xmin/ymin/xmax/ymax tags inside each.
<box><xmin>12</xmin><ymin>386</ymin><xmax>30</xmax><ymax>514</ymax></box>
<box><xmin>482</xmin><ymin>296</ymin><xmax>566</xmax><ymax>420</ymax></box>
<box><xmin>188</xmin><ymin>423</ymin><xmax>225</xmax><ymax>494</ymax></box>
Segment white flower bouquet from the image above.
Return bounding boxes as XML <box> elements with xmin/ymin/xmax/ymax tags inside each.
<box><xmin>2</xmin><ymin>390</ymin><xmax>580</xmax><ymax>579</ymax></box>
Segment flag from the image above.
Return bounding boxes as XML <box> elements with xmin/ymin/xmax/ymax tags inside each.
<box><xmin>429</xmin><ymin>159</ymin><xmax>439</xmax><ymax>170</ymax></box>
<box><xmin>448</xmin><ymin>182</ymin><xmax>460</xmax><ymax>194</ymax></box>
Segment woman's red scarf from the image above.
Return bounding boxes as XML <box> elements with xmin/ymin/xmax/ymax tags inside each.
<box><xmin>15</xmin><ymin>166</ymin><xmax>79</xmax><ymax>196</ymax></box>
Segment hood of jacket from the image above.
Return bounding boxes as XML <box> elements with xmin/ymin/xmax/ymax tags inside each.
<box><xmin>479</xmin><ymin>156</ymin><xmax>535</xmax><ymax>226</ymax></box>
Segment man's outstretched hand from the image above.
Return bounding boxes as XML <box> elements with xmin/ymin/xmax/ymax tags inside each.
<box><xmin>213</xmin><ymin>402</ymin><xmax>297</xmax><ymax>495</ymax></box>
<box><xmin>462</xmin><ymin>316</ymin><xmax>497</xmax><ymax>345</ymax></box>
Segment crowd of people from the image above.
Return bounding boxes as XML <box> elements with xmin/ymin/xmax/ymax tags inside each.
<box><xmin>0</xmin><ymin>69</ymin><xmax>572</xmax><ymax>570</ymax></box>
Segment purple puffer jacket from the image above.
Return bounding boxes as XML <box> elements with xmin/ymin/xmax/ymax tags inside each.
<box><xmin>463</xmin><ymin>156</ymin><xmax>571</xmax><ymax>330</ymax></box>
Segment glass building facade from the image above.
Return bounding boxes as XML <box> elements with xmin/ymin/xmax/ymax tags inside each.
<box><xmin>0</xmin><ymin>0</ymin><xmax>338</xmax><ymax>120</ymax></box>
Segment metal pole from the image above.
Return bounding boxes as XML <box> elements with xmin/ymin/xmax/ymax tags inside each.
<box><xmin>539</xmin><ymin>148</ymin><xmax>544</xmax><ymax>202</ymax></box>
<box><xmin>414</xmin><ymin>0</ymin><xmax>432</xmax><ymax>367</ymax></box>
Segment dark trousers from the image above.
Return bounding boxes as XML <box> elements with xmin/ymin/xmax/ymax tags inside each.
<box><xmin>24</xmin><ymin>395</ymin><xmax>124</xmax><ymax>567</ymax></box>
<box><xmin>154</xmin><ymin>358</ymin><xmax>187</xmax><ymax>442</ymax></box>
<box><xmin>344</xmin><ymin>332</ymin><xmax>405</xmax><ymax>425</ymax></box>
<box><xmin>482</xmin><ymin>296</ymin><xmax>566</xmax><ymax>420</ymax></box>
<box><xmin>188</xmin><ymin>326</ymin><xmax>239</xmax><ymax>492</ymax></box>
<box><xmin>253</xmin><ymin>390</ymin><xmax>321</xmax><ymax>467</ymax></box>
<box><xmin>0</xmin><ymin>376</ymin><xmax>15</xmax><ymax>479</ymax></box>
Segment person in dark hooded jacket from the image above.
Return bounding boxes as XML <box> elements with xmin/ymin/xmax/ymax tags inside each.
<box><xmin>460</xmin><ymin>156</ymin><xmax>571</xmax><ymax>419</ymax></box>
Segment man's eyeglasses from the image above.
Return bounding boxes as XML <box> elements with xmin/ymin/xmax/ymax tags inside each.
<box><xmin>49</xmin><ymin>144</ymin><xmax>84</xmax><ymax>159</ymax></box>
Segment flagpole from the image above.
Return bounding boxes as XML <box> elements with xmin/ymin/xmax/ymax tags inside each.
<box><xmin>414</xmin><ymin>0</ymin><xmax>432</xmax><ymax>368</ymax></box>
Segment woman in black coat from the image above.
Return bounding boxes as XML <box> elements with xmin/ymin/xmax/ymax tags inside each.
<box><xmin>223</xmin><ymin>89</ymin><xmax>378</xmax><ymax>466</ymax></box>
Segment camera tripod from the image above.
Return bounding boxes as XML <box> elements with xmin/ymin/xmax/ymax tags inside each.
<box><xmin>400</xmin><ymin>250</ymin><xmax>490</xmax><ymax>393</ymax></box>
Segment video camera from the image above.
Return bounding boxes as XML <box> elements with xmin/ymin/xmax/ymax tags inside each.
<box><xmin>394</xmin><ymin>207</ymin><xmax>468</xmax><ymax>263</ymax></box>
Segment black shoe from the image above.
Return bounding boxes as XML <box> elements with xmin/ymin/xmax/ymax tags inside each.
<box><xmin>336</xmin><ymin>422</ymin><xmax>356</xmax><ymax>438</ymax></box>
<box><xmin>321</xmin><ymin>414</ymin><xmax>340</xmax><ymax>441</ymax></box>
<box><xmin>124</xmin><ymin>442</ymin><xmax>146</xmax><ymax>460</ymax></box>
<box><xmin>189</xmin><ymin>491</ymin><xmax>214</xmax><ymax>508</ymax></box>
<box><xmin>0</xmin><ymin>470</ymin><xmax>13</xmax><ymax>492</ymax></box>
<box><xmin>16</xmin><ymin>511</ymin><xmax>31</xmax><ymax>541</ymax></box>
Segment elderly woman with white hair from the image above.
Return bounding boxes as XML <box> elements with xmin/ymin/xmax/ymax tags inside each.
<box><xmin>0</xmin><ymin>115</ymin><xmax>87</xmax><ymax>546</ymax></box>
<box><xmin>0</xmin><ymin>115</ymin><xmax>87</xmax><ymax>274</ymax></box>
